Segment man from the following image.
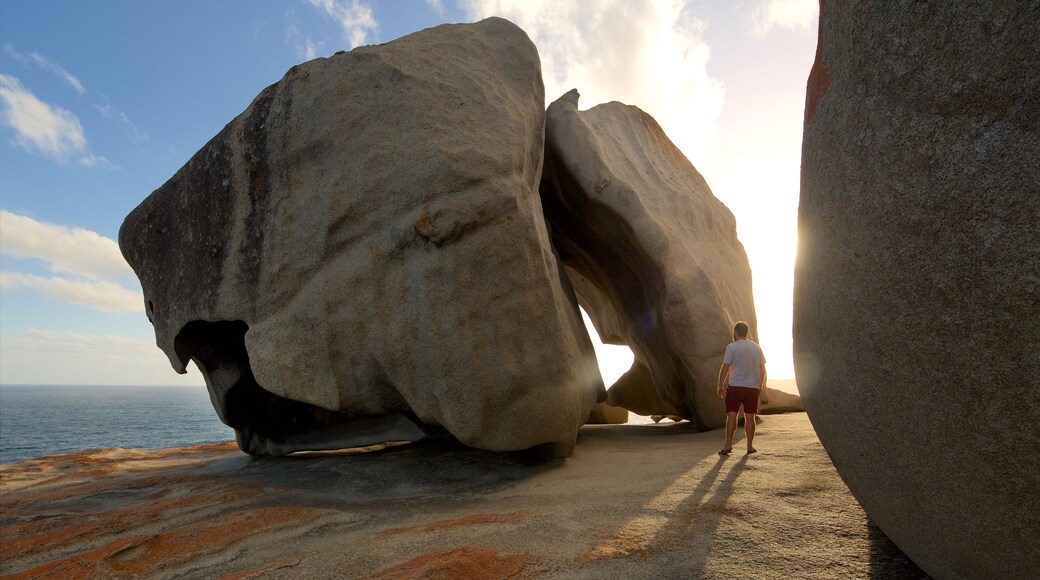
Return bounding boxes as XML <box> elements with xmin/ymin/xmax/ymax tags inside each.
<box><xmin>716</xmin><ymin>321</ymin><xmax>767</xmax><ymax>455</ymax></box>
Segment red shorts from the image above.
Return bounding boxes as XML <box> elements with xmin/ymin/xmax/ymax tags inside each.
<box><xmin>725</xmin><ymin>387</ymin><xmax>760</xmax><ymax>414</ymax></box>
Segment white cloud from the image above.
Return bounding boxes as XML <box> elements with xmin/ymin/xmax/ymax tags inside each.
<box><xmin>460</xmin><ymin>0</ymin><xmax>725</xmax><ymax>164</ymax></box>
<box><xmin>285</xmin><ymin>9</ymin><xmax>327</xmax><ymax>59</ymax></box>
<box><xmin>285</xmin><ymin>11</ymin><xmax>300</xmax><ymax>40</ymax></box>
<box><xmin>304</xmin><ymin>39</ymin><xmax>324</xmax><ymax>59</ymax></box>
<box><xmin>306</xmin><ymin>0</ymin><xmax>378</xmax><ymax>48</ymax></box>
<box><xmin>751</xmin><ymin>0</ymin><xmax>818</xmax><ymax>37</ymax></box>
<box><xmin>95</xmin><ymin>100</ymin><xmax>149</xmax><ymax>143</ymax></box>
<box><xmin>77</xmin><ymin>153</ymin><xmax>121</xmax><ymax>170</ymax></box>
<box><xmin>17</xmin><ymin>329</ymin><xmax>156</xmax><ymax>354</ymax></box>
<box><xmin>0</xmin><ymin>211</ymin><xmax>142</xmax><ymax>313</ymax></box>
<box><xmin>0</xmin><ymin>74</ymin><xmax>87</xmax><ymax>163</ymax></box>
<box><xmin>3</xmin><ymin>45</ymin><xmax>86</xmax><ymax>95</ymax></box>
<box><xmin>425</xmin><ymin>0</ymin><xmax>446</xmax><ymax>17</ymax></box>
<box><xmin>0</xmin><ymin>272</ymin><xmax>143</xmax><ymax>312</ymax></box>
<box><xmin>0</xmin><ymin>330</ymin><xmax>204</xmax><ymax>386</ymax></box>
<box><xmin>0</xmin><ymin>210</ymin><xmax>135</xmax><ymax>282</ymax></box>
<box><xmin>3</xmin><ymin>48</ymin><xmax>133</xmax><ymax>164</ymax></box>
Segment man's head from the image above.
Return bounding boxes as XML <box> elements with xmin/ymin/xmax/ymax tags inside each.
<box><xmin>733</xmin><ymin>321</ymin><xmax>749</xmax><ymax>340</ymax></box>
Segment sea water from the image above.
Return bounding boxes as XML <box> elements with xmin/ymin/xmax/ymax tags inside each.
<box><xmin>0</xmin><ymin>383</ymin><xmax>793</xmax><ymax>464</ymax></box>
<box><xmin>0</xmin><ymin>385</ymin><xmax>235</xmax><ymax>464</ymax></box>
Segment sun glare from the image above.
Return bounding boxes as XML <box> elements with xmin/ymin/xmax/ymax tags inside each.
<box><xmin>580</xmin><ymin>308</ymin><xmax>635</xmax><ymax>387</ymax></box>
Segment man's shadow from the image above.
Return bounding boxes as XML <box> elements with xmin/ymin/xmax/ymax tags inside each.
<box><xmin>636</xmin><ymin>453</ymin><xmax>751</xmax><ymax>575</ymax></box>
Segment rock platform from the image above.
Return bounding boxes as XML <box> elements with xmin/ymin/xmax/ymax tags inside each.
<box><xmin>0</xmin><ymin>414</ymin><xmax>925</xmax><ymax>579</ymax></box>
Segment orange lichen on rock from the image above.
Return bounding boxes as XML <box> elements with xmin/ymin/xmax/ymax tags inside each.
<box><xmin>62</xmin><ymin>442</ymin><xmax>238</xmax><ymax>467</ymax></box>
<box><xmin>681</xmin><ymin>499</ymin><xmax>739</xmax><ymax>523</ymax></box>
<box><xmin>219</xmin><ymin>551</ymin><xmax>316</xmax><ymax>580</ymax></box>
<box><xmin>414</xmin><ymin>213</ymin><xmax>438</xmax><ymax>239</ymax></box>
<box><xmin>583</xmin><ymin>500</ymin><xmax>739</xmax><ymax>563</ymax></box>
<box><xmin>0</xmin><ymin>473</ymin><xmax>242</xmax><ymax>517</ymax></box>
<box><xmin>581</xmin><ymin>514</ymin><xmax>668</xmax><ymax>562</ymax></box>
<box><xmin>0</xmin><ymin>492</ymin><xmax>235</xmax><ymax>559</ymax></box>
<box><xmin>7</xmin><ymin>506</ymin><xmax>318</xmax><ymax>579</ymax></box>
<box><xmin>380</xmin><ymin>511</ymin><xmax>529</xmax><ymax>536</ymax></box>
<box><xmin>369</xmin><ymin>546</ymin><xmax>534</xmax><ymax>580</ymax></box>
<box><xmin>0</xmin><ymin>442</ymin><xmax>237</xmax><ymax>494</ymax></box>
<box><xmin>582</xmin><ymin>529</ymin><xmax>656</xmax><ymax>561</ymax></box>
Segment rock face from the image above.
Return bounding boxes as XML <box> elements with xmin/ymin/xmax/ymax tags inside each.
<box><xmin>120</xmin><ymin>18</ymin><xmax>602</xmax><ymax>458</ymax></box>
<box><xmin>796</xmin><ymin>3</ymin><xmax>1040</xmax><ymax>578</ymax></box>
<box><xmin>542</xmin><ymin>90</ymin><xmax>757</xmax><ymax>430</ymax></box>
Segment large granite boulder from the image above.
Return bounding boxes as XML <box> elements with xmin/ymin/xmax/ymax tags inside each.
<box><xmin>796</xmin><ymin>2</ymin><xmax>1040</xmax><ymax>578</ymax></box>
<box><xmin>120</xmin><ymin>18</ymin><xmax>602</xmax><ymax>458</ymax></box>
<box><xmin>541</xmin><ymin>90</ymin><xmax>757</xmax><ymax>430</ymax></box>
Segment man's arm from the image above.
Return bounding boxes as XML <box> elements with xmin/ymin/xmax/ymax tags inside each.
<box><xmin>716</xmin><ymin>363</ymin><xmax>731</xmax><ymax>399</ymax></box>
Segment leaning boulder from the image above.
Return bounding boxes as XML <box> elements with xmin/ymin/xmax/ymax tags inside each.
<box><xmin>756</xmin><ymin>388</ymin><xmax>803</xmax><ymax>416</ymax></box>
<box><xmin>796</xmin><ymin>2</ymin><xmax>1040</xmax><ymax>578</ymax></box>
<box><xmin>541</xmin><ymin>90</ymin><xmax>757</xmax><ymax>430</ymax></box>
<box><xmin>586</xmin><ymin>402</ymin><xmax>629</xmax><ymax>425</ymax></box>
<box><xmin>120</xmin><ymin>18</ymin><xmax>602</xmax><ymax>458</ymax></box>
<box><xmin>604</xmin><ymin>360</ymin><xmax>680</xmax><ymax>417</ymax></box>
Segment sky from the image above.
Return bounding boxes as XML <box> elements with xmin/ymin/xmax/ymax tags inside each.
<box><xmin>0</xmin><ymin>0</ymin><xmax>818</xmax><ymax>387</ymax></box>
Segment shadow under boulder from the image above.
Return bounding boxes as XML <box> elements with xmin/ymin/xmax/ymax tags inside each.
<box><xmin>175</xmin><ymin>320</ymin><xmax>428</xmax><ymax>456</ymax></box>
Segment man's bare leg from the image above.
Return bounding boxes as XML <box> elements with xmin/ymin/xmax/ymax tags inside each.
<box><xmin>745</xmin><ymin>412</ymin><xmax>757</xmax><ymax>453</ymax></box>
<box><xmin>721</xmin><ymin>411</ymin><xmax>738</xmax><ymax>453</ymax></box>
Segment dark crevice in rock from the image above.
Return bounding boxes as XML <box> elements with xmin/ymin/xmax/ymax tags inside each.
<box><xmin>238</xmin><ymin>86</ymin><xmax>276</xmax><ymax>314</ymax></box>
<box><xmin>540</xmin><ymin>144</ymin><xmax>699</xmax><ymax>427</ymax></box>
<box><xmin>174</xmin><ymin>320</ymin><xmax>426</xmax><ymax>456</ymax></box>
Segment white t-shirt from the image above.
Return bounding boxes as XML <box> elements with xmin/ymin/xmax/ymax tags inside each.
<box><xmin>723</xmin><ymin>339</ymin><xmax>766</xmax><ymax>388</ymax></box>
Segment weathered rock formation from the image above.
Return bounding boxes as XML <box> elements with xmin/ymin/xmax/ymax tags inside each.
<box><xmin>120</xmin><ymin>18</ymin><xmax>602</xmax><ymax>458</ymax></box>
<box><xmin>796</xmin><ymin>2</ymin><xmax>1040</xmax><ymax>578</ymax></box>
<box><xmin>542</xmin><ymin>90</ymin><xmax>757</xmax><ymax>430</ymax></box>
<box><xmin>121</xmin><ymin>18</ymin><xmax>759</xmax><ymax>458</ymax></box>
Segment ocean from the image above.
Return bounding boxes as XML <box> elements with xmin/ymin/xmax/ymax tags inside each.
<box><xmin>0</xmin><ymin>385</ymin><xmax>235</xmax><ymax>464</ymax></box>
<box><xmin>0</xmin><ymin>382</ymin><xmax>801</xmax><ymax>464</ymax></box>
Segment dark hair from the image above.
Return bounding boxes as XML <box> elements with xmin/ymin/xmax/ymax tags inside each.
<box><xmin>733</xmin><ymin>321</ymin><xmax>749</xmax><ymax>337</ymax></box>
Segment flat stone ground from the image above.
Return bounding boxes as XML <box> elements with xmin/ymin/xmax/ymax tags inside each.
<box><xmin>0</xmin><ymin>413</ymin><xmax>929</xmax><ymax>579</ymax></box>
